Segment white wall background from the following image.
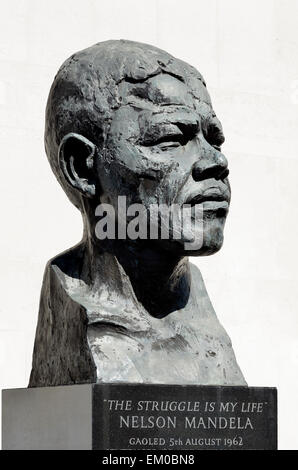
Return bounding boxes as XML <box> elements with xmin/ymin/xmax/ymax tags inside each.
<box><xmin>0</xmin><ymin>0</ymin><xmax>297</xmax><ymax>450</ymax></box>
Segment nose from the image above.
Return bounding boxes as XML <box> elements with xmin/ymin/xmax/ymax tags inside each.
<box><xmin>192</xmin><ymin>150</ymin><xmax>229</xmax><ymax>182</ymax></box>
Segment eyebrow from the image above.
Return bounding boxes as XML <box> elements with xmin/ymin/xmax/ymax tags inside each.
<box><xmin>149</xmin><ymin>106</ymin><xmax>199</xmax><ymax>124</ymax></box>
<box><xmin>125</xmin><ymin>94</ymin><xmax>192</xmax><ymax>111</ymax></box>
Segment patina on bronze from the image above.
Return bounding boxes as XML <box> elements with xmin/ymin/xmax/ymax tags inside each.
<box><xmin>29</xmin><ymin>40</ymin><xmax>246</xmax><ymax>387</ymax></box>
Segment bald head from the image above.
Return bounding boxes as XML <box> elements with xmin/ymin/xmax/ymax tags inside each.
<box><xmin>45</xmin><ymin>40</ymin><xmax>214</xmax><ymax>209</ymax></box>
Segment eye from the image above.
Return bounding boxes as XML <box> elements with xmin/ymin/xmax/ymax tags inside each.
<box><xmin>151</xmin><ymin>132</ymin><xmax>187</xmax><ymax>150</ymax></box>
<box><xmin>141</xmin><ymin>123</ymin><xmax>198</xmax><ymax>150</ymax></box>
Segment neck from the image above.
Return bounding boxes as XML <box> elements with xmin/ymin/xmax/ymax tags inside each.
<box><xmin>84</xmin><ymin>235</ymin><xmax>191</xmax><ymax>318</ymax></box>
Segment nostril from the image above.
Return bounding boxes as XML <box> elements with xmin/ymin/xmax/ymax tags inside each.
<box><xmin>192</xmin><ymin>162</ymin><xmax>229</xmax><ymax>182</ymax></box>
<box><xmin>192</xmin><ymin>165</ymin><xmax>213</xmax><ymax>181</ymax></box>
<box><xmin>192</xmin><ymin>164</ymin><xmax>202</xmax><ymax>181</ymax></box>
<box><xmin>215</xmin><ymin>168</ymin><xmax>229</xmax><ymax>181</ymax></box>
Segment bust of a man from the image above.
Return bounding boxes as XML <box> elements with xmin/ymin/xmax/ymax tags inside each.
<box><xmin>29</xmin><ymin>40</ymin><xmax>246</xmax><ymax>387</ymax></box>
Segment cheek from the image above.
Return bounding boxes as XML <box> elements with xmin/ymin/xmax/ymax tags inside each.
<box><xmin>152</xmin><ymin>139</ymin><xmax>203</xmax><ymax>199</ymax></box>
<box><xmin>99</xmin><ymin>157</ymin><xmax>139</xmax><ymax>206</ymax></box>
<box><xmin>136</xmin><ymin>142</ymin><xmax>201</xmax><ymax>204</ymax></box>
<box><xmin>137</xmin><ymin>157</ymin><xmax>189</xmax><ymax>206</ymax></box>
<box><xmin>101</xmin><ymin>135</ymin><xmax>198</xmax><ymax>207</ymax></box>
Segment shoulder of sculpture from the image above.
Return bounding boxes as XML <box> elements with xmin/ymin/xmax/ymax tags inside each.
<box><xmin>39</xmin><ymin>244</ymin><xmax>88</xmax><ymax>312</ymax></box>
<box><xmin>43</xmin><ymin>242</ymin><xmax>85</xmax><ymax>276</ymax></box>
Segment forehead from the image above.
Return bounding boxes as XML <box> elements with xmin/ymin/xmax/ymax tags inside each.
<box><xmin>119</xmin><ymin>73</ymin><xmax>213</xmax><ymax>114</ymax></box>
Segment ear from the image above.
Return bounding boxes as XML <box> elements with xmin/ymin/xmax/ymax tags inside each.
<box><xmin>58</xmin><ymin>133</ymin><xmax>97</xmax><ymax>198</ymax></box>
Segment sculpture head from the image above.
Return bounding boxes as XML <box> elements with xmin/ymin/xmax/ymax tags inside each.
<box><xmin>45</xmin><ymin>40</ymin><xmax>230</xmax><ymax>256</ymax></box>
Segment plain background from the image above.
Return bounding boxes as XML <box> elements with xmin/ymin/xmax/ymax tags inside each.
<box><xmin>0</xmin><ymin>0</ymin><xmax>298</xmax><ymax>450</ymax></box>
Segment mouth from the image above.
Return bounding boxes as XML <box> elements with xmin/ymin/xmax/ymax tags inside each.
<box><xmin>184</xmin><ymin>187</ymin><xmax>230</xmax><ymax>217</ymax></box>
<box><xmin>185</xmin><ymin>187</ymin><xmax>229</xmax><ymax>205</ymax></box>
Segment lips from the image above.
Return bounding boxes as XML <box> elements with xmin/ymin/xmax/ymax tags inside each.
<box><xmin>185</xmin><ymin>187</ymin><xmax>230</xmax><ymax>206</ymax></box>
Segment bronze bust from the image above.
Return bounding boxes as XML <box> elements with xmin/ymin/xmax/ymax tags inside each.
<box><xmin>29</xmin><ymin>40</ymin><xmax>246</xmax><ymax>387</ymax></box>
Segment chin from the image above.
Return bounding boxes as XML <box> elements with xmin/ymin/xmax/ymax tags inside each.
<box><xmin>152</xmin><ymin>215</ymin><xmax>227</xmax><ymax>256</ymax></box>
<box><xmin>159</xmin><ymin>232</ymin><xmax>224</xmax><ymax>257</ymax></box>
<box><xmin>191</xmin><ymin>237</ymin><xmax>224</xmax><ymax>256</ymax></box>
<box><xmin>197</xmin><ymin>218</ymin><xmax>226</xmax><ymax>255</ymax></box>
<box><xmin>179</xmin><ymin>236</ymin><xmax>224</xmax><ymax>256</ymax></box>
<box><xmin>179</xmin><ymin>216</ymin><xmax>226</xmax><ymax>256</ymax></box>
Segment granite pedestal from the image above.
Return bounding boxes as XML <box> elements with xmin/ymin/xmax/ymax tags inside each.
<box><xmin>2</xmin><ymin>384</ymin><xmax>277</xmax><ymax>450</ymax></box>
